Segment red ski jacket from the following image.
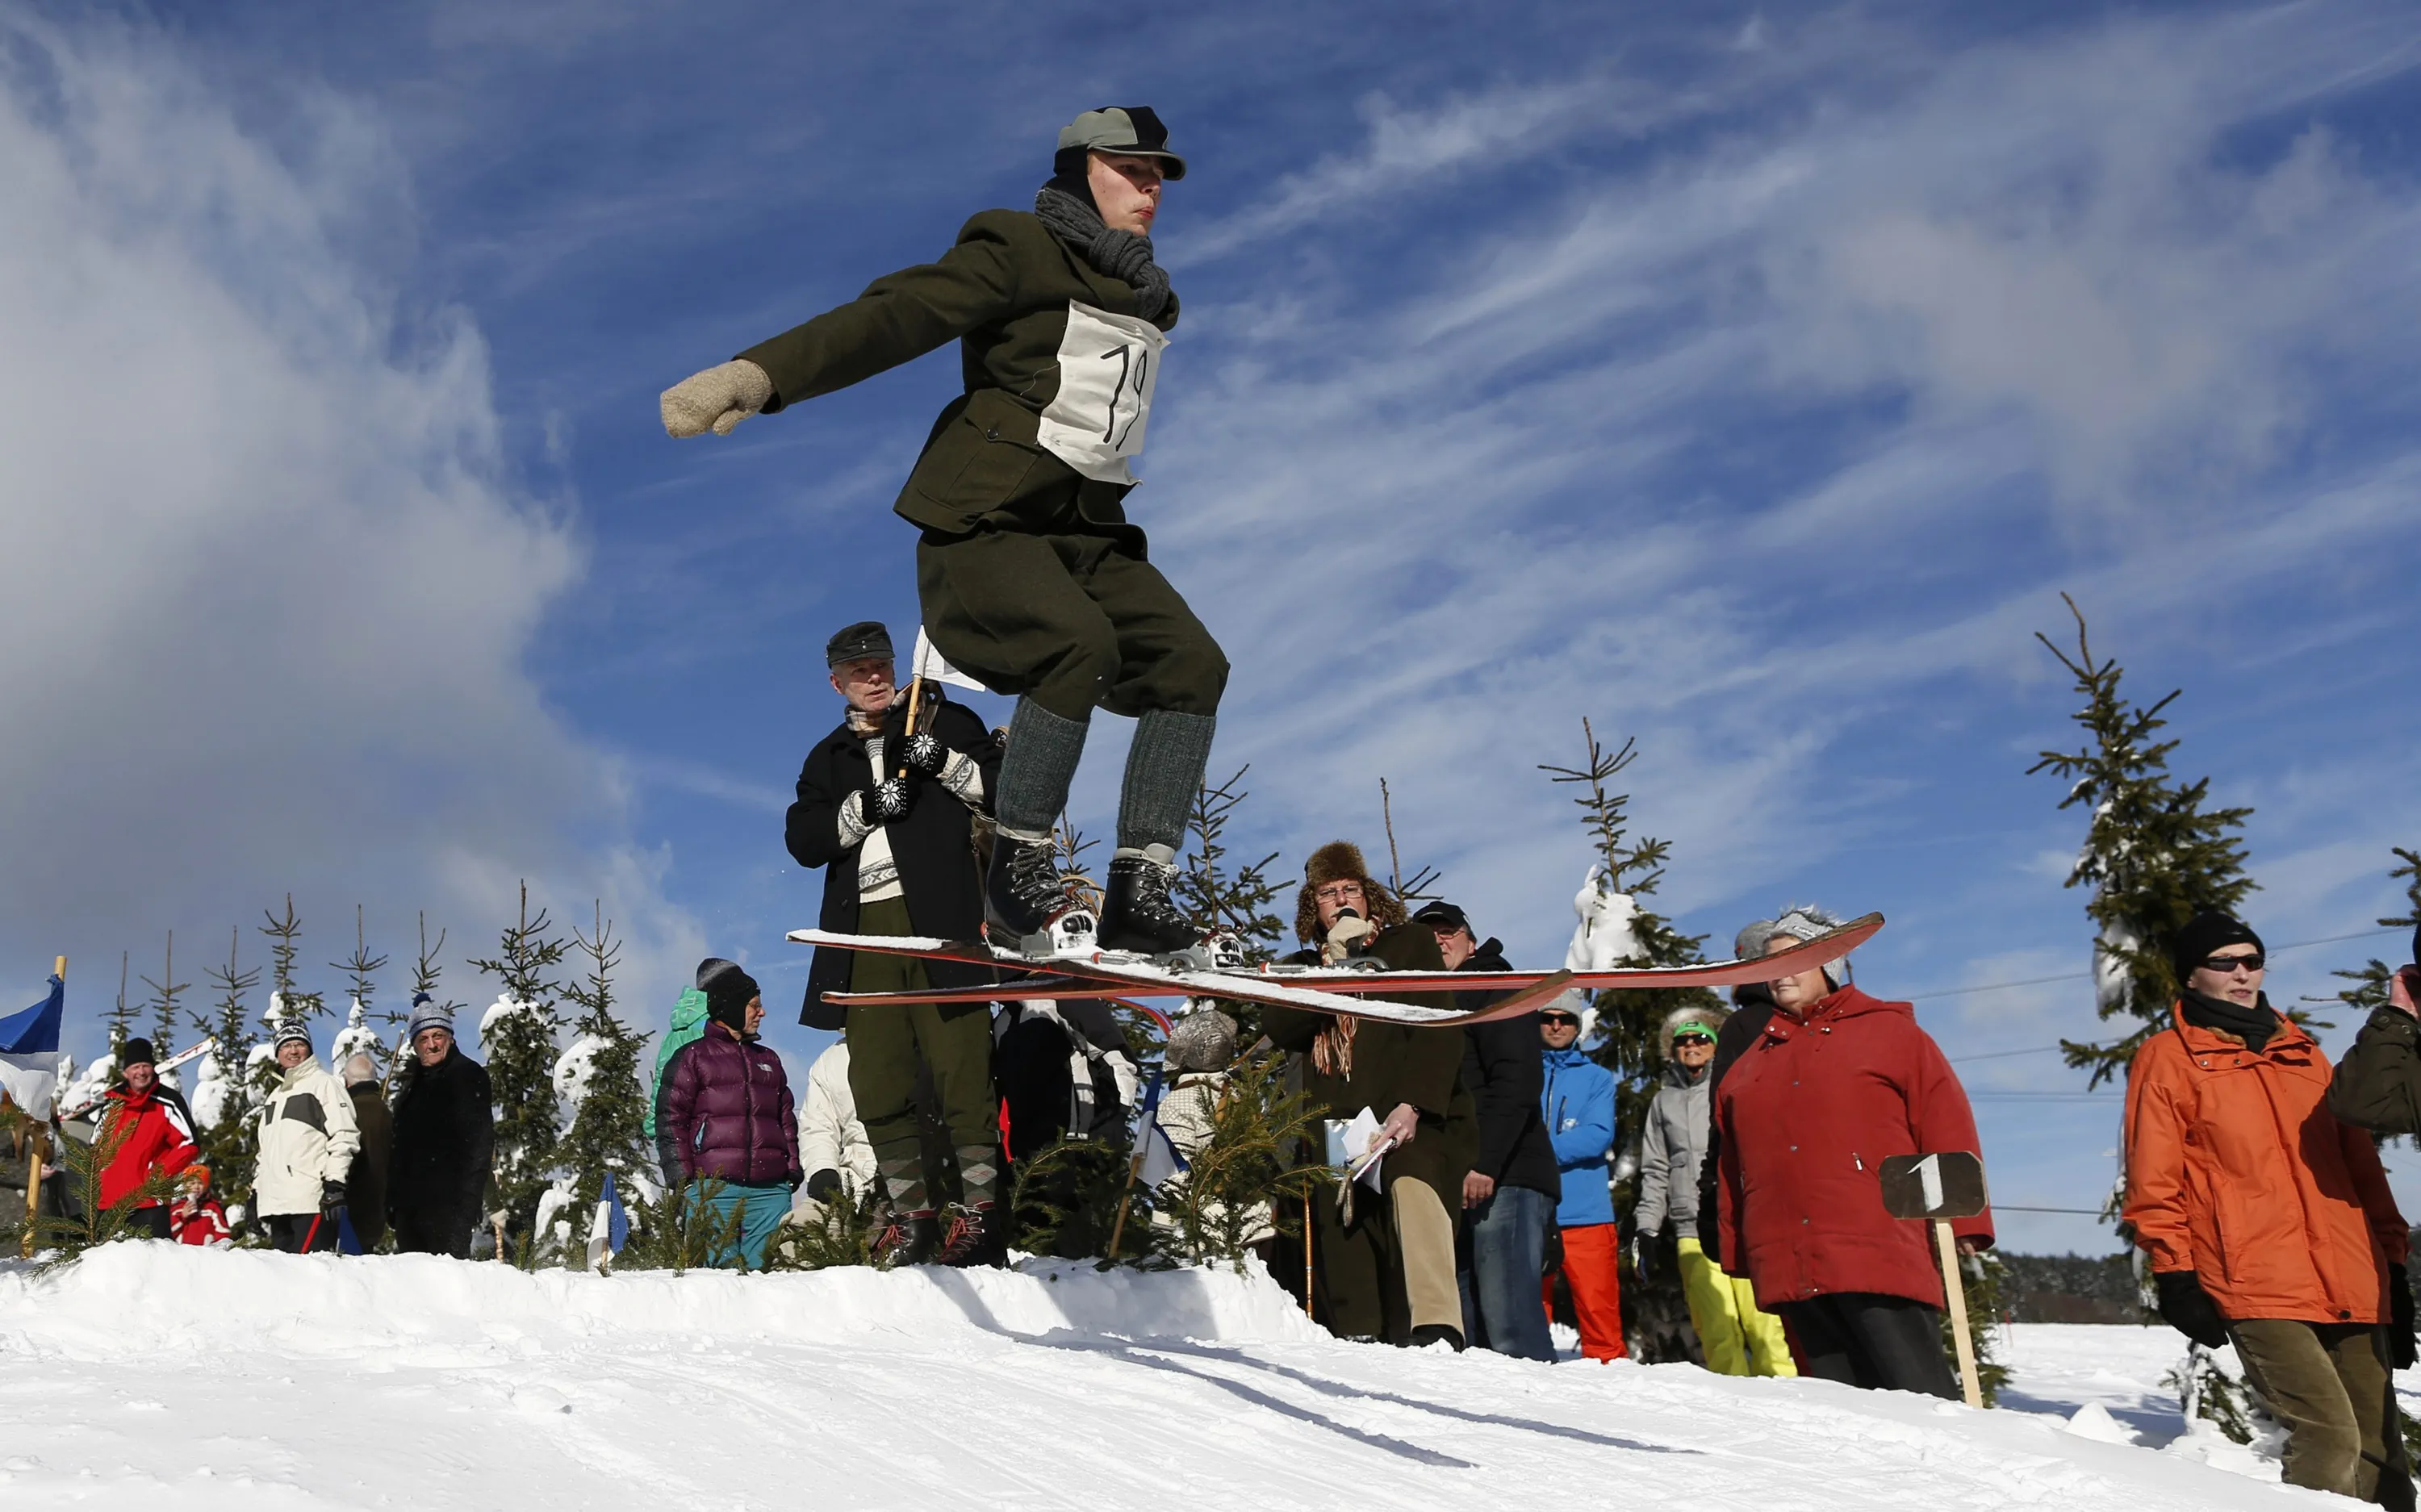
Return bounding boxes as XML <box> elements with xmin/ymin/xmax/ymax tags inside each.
<box><xmin>1715</xmin><ymin>985</ymin><xmax>1992</xmax><ymax>1311</ymax></box>
<box><xmin>174</xmin><ymin>1197</ymin><xmax>232</xmax><ymax>1246</ymax></box>
<box><xmin>98</xmin><ymin>1084</ymin><xmax>198</xmax><ymax>1211</ymax></box>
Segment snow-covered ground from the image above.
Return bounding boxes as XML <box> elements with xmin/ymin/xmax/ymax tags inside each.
<box><xmin>0</xmin><ymin>1245</ymin><xmax>2389</xmax><ymax>1510</ymax></box>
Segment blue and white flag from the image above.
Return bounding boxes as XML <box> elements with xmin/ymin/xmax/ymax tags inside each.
<box><xmin>1134</xmin><ymin>1068</ymin><xmax>1190</xmax><ymax>1190</ymax></box>
<box><xmin>586</xmin><ymin>1169</ymin><xmax>631</xmax><ymax>1271</ymax></box>
<box><xmin>0</xmin><ymin>974</ymin><xmax>65</xmax><ymax>1118</ymax></box>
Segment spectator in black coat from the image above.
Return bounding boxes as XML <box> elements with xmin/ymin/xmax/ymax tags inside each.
<box><xmin>1419</xmin><ymin>901</ymin><xmax>1560</xmax><ymax>1363</ymax></box>
<box><xmin>342</xmin><ymin>1053</ymin><xmax>393</xmax><ymax>1252</ymax></box>
<box><xmin>1696</xmin><ymin>921</ymin><xmax>1779</xmax><ymax>1251</ymax></box>
<box><xmin>387</xmin><ymin>998</ymin><xmax>494</xmax><ymax>1258</ymax></box>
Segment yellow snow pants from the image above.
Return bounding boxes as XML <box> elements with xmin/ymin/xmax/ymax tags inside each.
<box><xmin>1679</xmin><ymin>1237</ymin><xmax>1797</xmax><ymax>1377</ymax></box>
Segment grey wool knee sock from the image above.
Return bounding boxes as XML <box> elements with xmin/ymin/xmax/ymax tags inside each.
<box><xmin>994</xmin><ymin>696</ymin><xmax>1089</xmax><ymax>840</ymax></box>
<box><xmin>876</xmin><ymin>1140</ymin><xmax>930</xmax><ymax>1215</ymax></box>
<box><xmin>1118</xmin><ymin>710</ymin><xmax>1216</xmax><ymax>855</ymax></box>
<box><xmin>955</xmin><ymin>1143</ymin><xmax>1001</xmax><ymax>1209</ymax></box>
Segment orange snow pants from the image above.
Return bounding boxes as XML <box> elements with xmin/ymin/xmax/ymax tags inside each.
<box><xmin>1550</xmin><ymin>1222</ymin><xmax>1628</xmax><ymax>1361</ymax></box>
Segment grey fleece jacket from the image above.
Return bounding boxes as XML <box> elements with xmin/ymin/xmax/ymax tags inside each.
<box><xmin>1633</xmin><ymin>1059</ymin><xmax>1712</xmax><ymax>1239</ymax></box>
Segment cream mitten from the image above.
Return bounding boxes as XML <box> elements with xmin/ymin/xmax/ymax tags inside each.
<box><xmin>660</xmin><ymin>359</ymin><xmax>775</xmax><ymax>437</ymax></box>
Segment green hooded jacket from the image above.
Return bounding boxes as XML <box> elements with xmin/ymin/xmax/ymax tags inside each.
<box><xmin>643</xmin><ymin>988</ymin><xmax>709</xmax><ymax>1140</ymax></box>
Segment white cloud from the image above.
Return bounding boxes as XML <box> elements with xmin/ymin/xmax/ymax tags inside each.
<box><xmin>0</xmin><ymin>17</ymin><xmax>700</xmax><ymax>1030</ymax></box>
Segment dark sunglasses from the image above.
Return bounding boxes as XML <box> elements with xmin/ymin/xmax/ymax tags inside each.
<box><xmin>1538</xmin><ymin>1013</ymin><xmax>1580</xmax><ymax>1027</ymax></box>
<box><xmin>1671</xmin><ymin>1033</ymin><xmax>1714</xmax><ymax>1047</ymax></box>
<box><xmin>2200</xmin><ymin>953</ymin><xmax>2265</xmax><ymax>975</ymax></box>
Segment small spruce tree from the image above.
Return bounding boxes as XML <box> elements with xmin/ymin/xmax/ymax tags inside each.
<box><xmin>105</xmin><ymin>952</ymin><xmax>136</xmax><ymax>1059</ymax></box>
<box><xmin>190</xmin><ymin>928</ymin><xmax>264</xmax><ymax>1219</ymax></box>
<box><xmin>554</xmin><ymin>903</ymin><xmax>654</xmax><ymax>1263</ymax></box>
<box><xmin>1538</xmin><ymin>718</ymin><xmax>1723</xmax><ymax>1365</ymax></box>
<box><xmin>471</xmin><ymin>882</ymin><xmax>567</xmax><ymax>1240</ymax></box>
<box><xmin>139</xmin><ymin>933</ymin><xmax>187</xmax><ymax>1064</ymax></box>
<box><xmin>1173</xmin><ymin>766</ymin><xmax>1290</xmax><ymax>964</ymax></box>
<box><xmin>259</xmin><ymin>895</ymin><xmax>327</xmax><ymax>1024</ymax></box>
<box><xmin>2028</xmin><ymin>595</ymin><xmax>2257</xmax><ymax>1087</ymax></box>
<box><xmin>2313</xmin><ymin>848</ymin><xmax>2421</xmax><ymax>1018</ymax></box>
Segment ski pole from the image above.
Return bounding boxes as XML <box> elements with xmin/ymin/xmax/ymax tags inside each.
<box><xmin>1302</xmin><ymin>1179</ymin><xmax>1314</xmax><ymax>1318</ymax></box>
<box><xmin>1934</xmin><ymin>1218</ymin><xmax>1982</xmax><ymax>1408</ymax></box>
<box><xmin>301</xmin><ymin>1213</ymin><xmax>323</xmax><ymax>1254</ymax></box>
<box><xmin>1105</xmin><ymin>1145</ymin><xmax>1146</xmax><ymax>1261</ymax></box>
<box><xmin>893</xmin><ymin>674</ymin><xmax>926</xmax><ymax>779</ymax></box>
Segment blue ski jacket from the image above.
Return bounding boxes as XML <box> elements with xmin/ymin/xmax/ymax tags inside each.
<box><xmin>1541</xmin><ymin>1046</ymin><xmax>1616</xmax><ymax>1228</ymax></box>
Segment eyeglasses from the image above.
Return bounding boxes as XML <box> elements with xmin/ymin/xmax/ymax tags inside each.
<box><xmin>1315</xmin><ymin>883</ymin><xmax>1365</xmax><ymax>903</ymax></box>
<box><xmin>1538</xmin><ymin>1014</ymin><xmax>1580</xmax><ymax>1028</ymax></box>
<box><xmin>2199</xmin><ymin>953</ymin><xmax>2265</xmax><ymax>975</ymax></box>
<box><xmin>1671</xmin><ymin>1034</ymin><xmax>1714</xmax><ymax>1047</ymax></box>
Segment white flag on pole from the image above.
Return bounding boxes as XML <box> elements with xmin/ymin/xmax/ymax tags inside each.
<box><xmin>910</xmin><ymin>626</ymin><xmax>989</xmax><ymax>692</ymax></box>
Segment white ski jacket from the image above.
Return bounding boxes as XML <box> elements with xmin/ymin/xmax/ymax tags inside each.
<box><xmin>256</xmin><ymin>1055</ymin><xmax>362</xmax><ymax>1218</ymax></box>
<box><xmin>797</xmin><ymin>1042</ymin><xmax>877</xmax><ymax>1199</ymax></box>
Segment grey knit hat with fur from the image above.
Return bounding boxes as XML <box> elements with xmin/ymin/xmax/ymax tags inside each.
<box><xmin>1164</xmin><ymin>1008</ymin><xmax>1238</xmax><ymax>1073</ymax></box>
<box><xmin>1765</xmin><ymin>904</ymin><xmax>1854</xmax><ymax>988</ymax></box>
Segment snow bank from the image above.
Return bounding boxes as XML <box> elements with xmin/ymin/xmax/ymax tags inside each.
<box><xmin>0</xmin><ymin>1242</ymin><xmax>1329</xmax><ymax>1364</ymax></box>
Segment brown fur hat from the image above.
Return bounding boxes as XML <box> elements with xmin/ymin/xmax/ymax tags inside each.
<box><xmin>1294</xmin><ymin>841</ymin><xmax>1407</xmax><ymax>944</ymax></box>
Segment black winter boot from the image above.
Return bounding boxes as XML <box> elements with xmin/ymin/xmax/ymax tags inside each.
<box><xmin>1098</xmin><ymin>848</ymin><xmax>1198</xmax><ymax>956</ymax></box>
<box><xmin>873</xmin><ymin>1209</ymin><xmax>941</xmax><ymax>1268</ymax></box>
<box><xmin>986</xmin><ymin>830</ymin><xmax>1078</xmax><ymax>955</ymax></box>
<box><xmin>935</xmin><ymin>1203</ymin><xmax>1002</xmax><ymax>1268</ymax></box>
<box><xmin>1409</xmin><ymin>1323</ymin><xmax>1466</xmax><ymax>1352</ymax></box>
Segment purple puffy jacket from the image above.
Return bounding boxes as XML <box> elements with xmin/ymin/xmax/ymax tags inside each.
<box><xmin>659</xmin><ymin>1022</ymin><xmax>801</xmax><ymax>1187</ymax></box>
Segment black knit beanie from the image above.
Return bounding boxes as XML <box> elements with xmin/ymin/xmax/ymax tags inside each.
<box><xmin>697</xmin><ymin>958</ymin><xmax>762</xmax><ymax>1030</ymax></box>
<box><xmin>2168</xmin><ymin>911</ymin><xmax>2264</xmax><ymax>984</ymax></box>
<box><xmin>120</xmin><ymin>1038</ymin><xmax>156</xmax><ymax>1070</ymax></box>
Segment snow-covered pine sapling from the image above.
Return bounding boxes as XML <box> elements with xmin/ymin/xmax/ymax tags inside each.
<box><xmin>1538</xmin><ymin>716</ymin><xmax>1724</xmax><ymax>1366</ymax></box>
<box><xmin>2030</xmin><ymin>594</ymin><xmax>2257</xmax><ymax>1088</ymax></box>
<box><xmin>554</xmin><ymin>902</ymin><xmax>653</xmax><ymax>1267</ymax></box>
<box><xmin>258</xmin><ymin>895</ymin><xmax>327</xmax><ymax>1023</ymax></box>
<box><xmin>470</xmin><ymin>881</ymin><xmax>568</xmax><ymax>1246</ymax></box>
<box><xmin>105</xmin><ymin>951</ymin><xmax>136</xmax><ymax>1059</ymax></box>
<box><xmin>139</xmin><ymin>933</ymin><xmax>187</xmax><ymax>1064</ymax></box>
<box><xmin>1175</xmin><ymin>766</ymin><xmax>1289</xmax><ymax>964</ymax></box>
<box><xmin>31</xmin><ymin>1105</ymin><xmax>186</xmax><ymax>1267</ymax></box>
<box><xmin>190</xmin><ymin>926</ymin><xmax>263</xmax><ymax>1222</ymax></box>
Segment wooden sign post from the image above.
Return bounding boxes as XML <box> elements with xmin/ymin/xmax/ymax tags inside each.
<box><xmin>1880</xmin><ymin>1151</ymin><xmax>1988</xmax><ymax>1408</ymax></box>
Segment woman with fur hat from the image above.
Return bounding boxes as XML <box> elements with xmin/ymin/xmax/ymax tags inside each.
<box><xmin>657</xmin><ymin>959</ymin><xmax>803</xmax><ymax>1271</ymax></box>
<box><xmin>1637</xmin><ymin>1004</ymin><xmax>1794</xmax><ymax>1377</ymax></box>
<box><xmin>257</xmin><ymin>1019</ymin><xmax>362</xmax><ymax>1254</ymax></box>
<box><xmin>1261</xmin><ymin>842</ymin><xmax>1477</xmax><ymax>1348</ymax></box>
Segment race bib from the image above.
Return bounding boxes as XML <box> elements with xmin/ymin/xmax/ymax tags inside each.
<box><xmin>1036</xmin><ymin>301</ymin><xmax>1167</xmax><ymax>485</ymax></box>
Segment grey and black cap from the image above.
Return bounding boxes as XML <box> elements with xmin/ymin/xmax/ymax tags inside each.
<box><xmin>826</xmin><ymin>620</ymin><xmax>893</xmax><ymax>669</ymax></box>
<box><xmin>1056</xmin><ymin>106</ymin><xmax>1186</xmax><ymax>179</ymax></box>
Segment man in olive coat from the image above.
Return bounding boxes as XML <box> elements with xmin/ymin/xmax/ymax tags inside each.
<box><xmin>786</xmin><ymin>620</ymin><xmax>1005</xmax><ymax>1263</ymax></box>
<box><xmin>1263</xmin><ymin>842</ymin><xmax>1478</xmax><ymax>1349</ymax></box>
<box><xmin>664</xmin><ymin>106</ymin><xmax>1226</xmax><ymax>963</ymax></box>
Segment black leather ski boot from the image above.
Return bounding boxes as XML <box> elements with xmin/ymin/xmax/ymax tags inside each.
<box><xmin>986</xmin><ymin>830</ymin><xmax>1079</xmax><ymax>956</ymax></box>
<box><xmin>1097</xmin><ymin>849</ymin><xmax>1198</xmax><ymax>956</ymax></box>
<box><xmin>935</xmin><ymin>1203</ymin><xmax>1002</xmax><ymax>1268</ymax></box>
<box><xmin>872</xmin><ymin>1209</ymin><xmax>940</xmax><ymax>1268</ymax></box>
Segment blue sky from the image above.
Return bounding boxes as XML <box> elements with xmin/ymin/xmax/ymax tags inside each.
<box><xmin>4</xmin><ymin>0</ymin><xmax>2419</xmax><ymax>1252</ymax></box>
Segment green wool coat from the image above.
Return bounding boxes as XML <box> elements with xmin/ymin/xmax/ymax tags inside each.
<box><xmin>1265</xmin><ymin>925</ymin><xmax>1478</xmax><ymax>1198</ymax></box>
<box><xmin>737</xmin><ymin>209</ymin><xmax>1179</xmax><ymax>537</ymax></box>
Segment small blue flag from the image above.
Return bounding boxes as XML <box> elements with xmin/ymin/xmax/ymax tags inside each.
<box><xmin>1135</xmin><ymin>1067</ymin><xmax>1190</xmax><ymax>1189</ymax></box>
<box><xmin>587</xmin><ymin>1169</ymin><xmax>629</xmax><ymax>1270</ymax></box>
<box><xmin>0</xmin><ymin>975</ymin><xmax>65</xmax><ymax>1117</ymax></box>
<box><xmin>337</xmin><ymin>1207</ymin><xmax>363</xmax><ymax>1256</ymax></box>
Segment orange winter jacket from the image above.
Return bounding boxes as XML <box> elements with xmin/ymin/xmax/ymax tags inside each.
<box><xmin>2123</xmin><ymin>1005</ymin><xmax>2406</xmax><ymax>1325</ymax></box>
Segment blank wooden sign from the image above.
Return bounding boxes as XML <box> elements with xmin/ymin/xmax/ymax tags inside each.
<box><xmin>1880</xmin><ymin>1151</ymin><xmax>1988</xmax><ymax>1220</ymax></box>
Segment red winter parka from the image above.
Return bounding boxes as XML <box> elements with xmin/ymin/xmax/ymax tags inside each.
<box><xmin>2124</xmin><ymin>1008</ymin><xmax>2405</xmax><ymax>1325</ymax></box>
<box><xmin>1715</xmin><ymin>985</ymin><xmax>1992</xmax><ymax>1311</ymax></box>
<box><xmin>98</xmin><ymin>1084</ymin><xmax>197</xmax><ymax>1211</ymax></box>
<box><xmin>659</xmin><ymin>1021</ymin><xmax>801</xmax><ymax>1188</ymax></box>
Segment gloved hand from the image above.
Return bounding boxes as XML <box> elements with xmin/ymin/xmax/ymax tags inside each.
<box><xmin>805</xmin><ymin>1168</ymin><xmax>843</xmax><ymax>1204</ymax></box>
<box><xmin>901</xmin><ymin>730</ymin><xmax>947</xmax><ymax>779</ymax></box>
<box><xmin>2392</xmin><ymin>1263</ymin><xmax>2417</xmax><ymax>1370</ymax></box>
<box><xmin>2154</xmin><ymin>1269</ymin><xmax>2231</xmax><ymax>1349</ymax></box>
<box><xmin>1320</xmin><ymin>913</ymin><xmax>1376</xmax><ymax>965</ymax></box>
<box><xmin>660</xmin><ymin>358</ymin><xmax>775</xmax><ymax>438</ymax></box>
<box><xmin>785</xmin><ymin>1168</ymin><xmax>806</xmax><ymax>1194</ymax></box>
<box><xmin>320</xmin><ymin>1179</ymin><xmax>348</xmax><ymax>1215</ymax></box>
<box><xmin>867</xmin><ymin>775</ymin><xmax>914</xmax><ymax>823</ymax></box>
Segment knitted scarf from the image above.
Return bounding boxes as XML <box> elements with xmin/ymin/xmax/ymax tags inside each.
<box><xmin>1034</xmin><ymin>183</ymin><xmax>1172</xmax><ymax>322</ymax></box>
<box><xmin>2181</xmin><ymin>988</ymin><xmax>2279</xmax><ymax>1052</ymax></box>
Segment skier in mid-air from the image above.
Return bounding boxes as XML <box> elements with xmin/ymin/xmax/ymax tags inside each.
<box><xmin>663</xmin><ymin>106</ymin><xmax>1225</xmax><ymax>960</ymax></box>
